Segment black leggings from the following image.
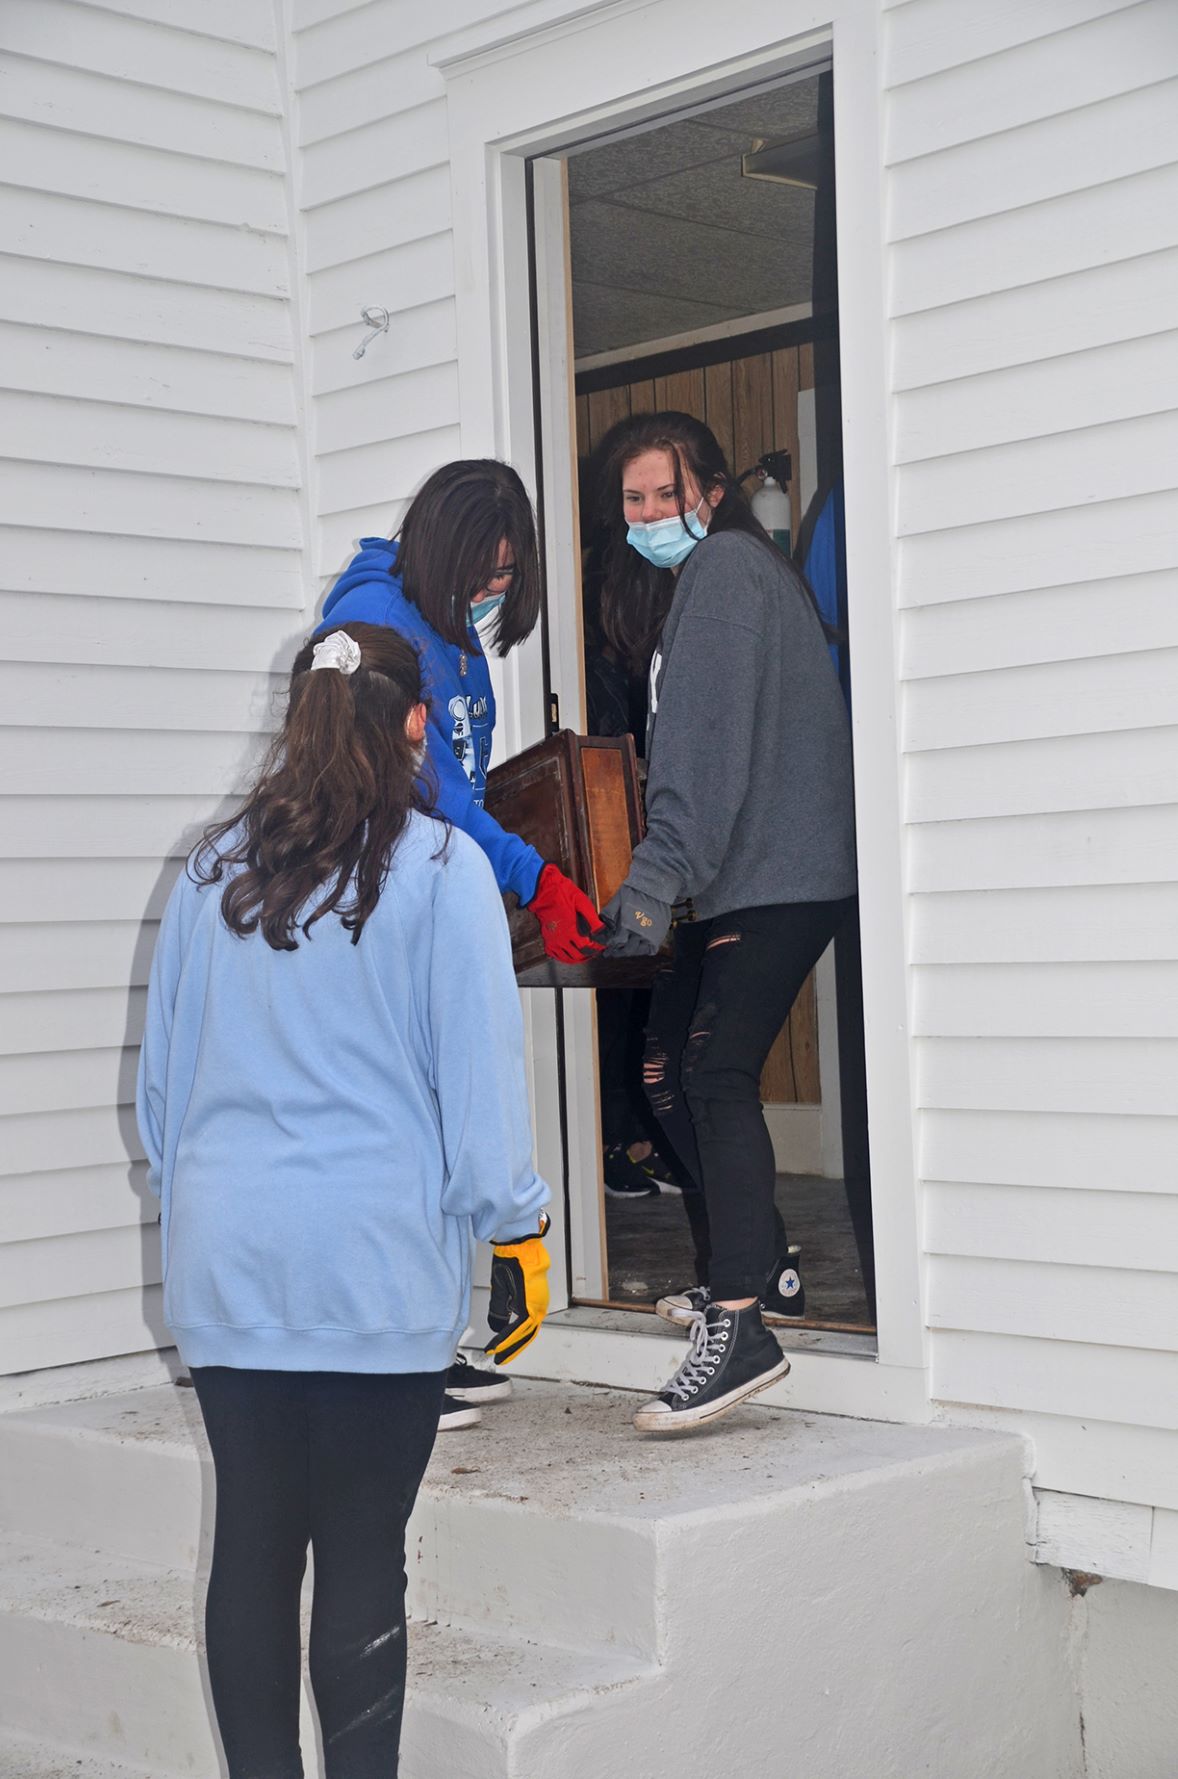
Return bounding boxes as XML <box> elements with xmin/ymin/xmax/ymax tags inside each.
<box><xmin>644</xmin><ymin>899</ymin><xmax>847</xmax><ymax>1300</ymax></box>
<box><xmin>191</xmin><ymin>1366</ymin><xmax>446</xmax><ymax>1779</ymax></box>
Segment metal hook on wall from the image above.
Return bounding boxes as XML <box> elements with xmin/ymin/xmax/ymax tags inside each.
<box><xmin>353</xmin><ymin>305</ymin><xmax>390</xmax><ymax>360</ymax></box>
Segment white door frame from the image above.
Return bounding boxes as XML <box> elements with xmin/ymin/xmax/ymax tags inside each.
<box><xmin>436</xmin><ymin>0</ymin><xmax>928</xmax><ymax>1422</ymax></box>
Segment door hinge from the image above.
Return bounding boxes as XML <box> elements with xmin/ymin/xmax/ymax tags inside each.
<box><xmin>548</xmin><ymin>691</ymin><xmax>561</xmax><ymax>734</ymax></box>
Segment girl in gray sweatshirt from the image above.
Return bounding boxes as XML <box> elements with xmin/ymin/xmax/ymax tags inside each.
<box><xmin>599</xmin><ymin>411</ymin><xmax>856</xmax><ymax>1435</ymax></box>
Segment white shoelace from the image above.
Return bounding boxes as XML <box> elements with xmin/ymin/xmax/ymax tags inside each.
<box><xmin>662</xmin><ymin>1310</ymin><xmax>731</xmax><ymax>1403</ymax></box>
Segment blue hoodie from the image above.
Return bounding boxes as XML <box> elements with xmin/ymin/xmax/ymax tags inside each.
<box><xmin>317</xmin><ymin>541</ymin><xmax>544</xmax><ymax>906</ymax></box>
<box><xmin>135</xmin><ymin>813</ymin><xmax>550</xmax><ymax>1373</ymax></box>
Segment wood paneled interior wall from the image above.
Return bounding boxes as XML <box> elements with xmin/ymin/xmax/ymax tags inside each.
<box><xmin>577</xmin><ymin>344</ymin><xmax>820</xmax><ymax>1106</ymax></box>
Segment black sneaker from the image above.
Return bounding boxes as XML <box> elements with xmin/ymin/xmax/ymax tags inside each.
<box><xmin>633</xmin><ymin>1302</ymin><xmax>790</xmax><ymax>1433</ymax></box>
<box><xmin>656</xmin><ymin>1247</ymin><xmax>805</xmax><ymax>1328</ymax></box>
<box><xmin>762</xmin><ymin>1247</ymin><xmax>806</xmax><ymax>1322</ymax></box>
<box><xmin>603</xmin><ymin>1143</ymin><xmax>659</xmax><ymax>1197</ymax></box>
<box><xmin>438</xmin><ymin>1394</ymin><xmax>482</xmax><ymax>1431</ymax></box>
<box><xmin>447</xmin><ymin>1353</ymin><xmax>513</xmax><ymax>1404</ymax></box>
<box><xmin>654</xmin><ymin>1283</ymin><xmax>711</xmax><ymax>1326</ymax></box>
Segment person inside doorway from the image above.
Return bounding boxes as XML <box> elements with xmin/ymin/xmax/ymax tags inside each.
<box><xmin>598</xmin><ymin>412</ymin><xmax>857</xmax><ymax>1432</ymax></box>
<box><xmin>136</xmin><ymin>622</ymin><xmax>551</xmax><ymax>1779</ymax></box>
<box><xmin>316</xmin><ymin>459</ymin><xmax>602</xmax><ymax>1424</ymax></box>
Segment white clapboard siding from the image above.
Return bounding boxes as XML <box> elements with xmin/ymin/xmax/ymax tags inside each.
<box><xmin>0</xmin><ymin>989</ymin><xmax>148</xmax><ymax>1057</ymax></box>
<box><xmin>906</xmin><ymin>727</ymin><xmax>1178</xmax><ymax>822</ymax></box>
<box><xmin>895</xmin><ymin>332</ymin><xmax>1178</xmax><ymax>465</ymax></box>
<box><xmin>306</xmin><ymin>235</ymin><xmax>454</xmax><ymax>337</ymax></box>
<box><xmin>901</xmin><ymin>574</ymin><xmax>1178</xmax><ymax>676</ymax></box>
<box><xmin>304</xmin><ymin>166</ymin><xmax>452</xmax><ymax>276</ymax></box>
<box><xmin>928</xmin><ymin>1255</ymin><xmax>1178</xmax><ymax>1354</ymax></box>
<box><xmin>891</xmin><ymin>249</ymin><xmax>1178</xmax><ymax>391</ymax></box>
<box><xmin>914</xmin><ymin>962</ymin><xmax>1178</xmax><ymax>1039</ymax></box>
<box><xmin>0</xmin><ymin>50</ymin><xmax>282</xmax><ymax>168</ymax></box>
<box><xmin>888</xmin><ymin>0</ymin><xmax>1178</xmax><ymax>1530</ymax></box>
<box><xmin>316</xmin><ymin>423</ymin><xmax>462</xmax><ymax>518</ymax></box>
<box><xmin>932</xmin><ymin>1331</ymin><xmax>1178</xmax><ymax>1436</ymax></box>
<box><xmin>0</xmin><ymin>5</ymin><xmax>305</xmax><ymax>1374</ymax></box>
<box><xmin>298</xmin><ymin>44</ymin><xmax>445</xmax><ymax>144</ymax></box>
<box><xmin>0</xmin><ymin>117</ymin><xmax>288</xmax><ymax>232</ymax></box>
<box><xmin>0</xmin><ymin>325</ymin><xmax>296</xmax><ymax>426</ymax></box>
<box><xmin>904</xmin><ymin>650</ymin><xmax>1178</xmax><ymax>751</ymax></box>
<box><xmin>2</xmin><ymin>0</ymin><xmax>281</xmax><ymax>111</ymax></box>
<box><xmin>909</xmin><ymin>807</ymin><xmax>1178</xmax><ymax>894</ymax></box>
<box><xmin>311</xmin><ymin>302</ymin><xmax>458</xmax><ymax>399</ymax></box>
<box><xmin>921</xmin><ymin>1107</ymin><xmax>1178</xmax><ymax>1194</ymax></box>
<box><xmin>898</xmin><ymin>489</ymin><xmax>1178</xmax><ymax>607</ymax></box>
<box><xmin>890</xmin><ymin>164</ymin><xmax>1178</xmax><ymax>317</ymax></box>
<box><xmin>924</xmin><ymin>1181</ymin><xmax>1178</xmax><ymax>1271</ymax></box>
<box><xmin>886</xmin><ymin>1</ymin><xmax>1178</xmax><ymax>163</ymax></box>
<box><xmin>3</xmin><ymin>1106</ymin><xmax>145</xmax><ymax>1179</ymax></box>
<box><xmin>0</xmin><ymin>663</ymin><xmax>283</xmax><ymax>734</ymax></box>
<box><xmin>2</xmin><ymin>591</ymin><xmax>303</xmax><ymax>671</ymax></box>
<box><xmin>0</xmin><ymin>860</ymin><xmax>185</xmax><ymax>926</ymax></box>
<box><xmin>2</xmin><ymin>1161</ymin><xmax>154</xmax><ymax>1243</ymax></box>
<box><xmin>0</xmin><ymin>186</ymin><xmax>289</xmax><ymax>297</ymax></box>
<box><xmin>0</xmin><ymin>257</ymin><xmax>293</xmax><ymax>361</ymax></box>
<box><xmin>301</xmin><ymin>98</ymin><xmax>449</xmax><ymax>210</ymax></box>
<box><xmin>0</xmin><ymin>1285</ymin><xmax>166</xmax><ymax>1377</ymax></box>
<box><xmin>0</xmin><ymin>796</ymin><xmax>231</xmax><ymax>861</ymax></box>
<box><xmin>890</xmin><ymin>78</ymin><xmax>1178</xmax><ymax>241</ymax></box>
<box><xmin>0</xmin><ymin>1224</ymin><xmax>162</xmax><ymax>1313</ymax></box>
<box><xmin>315</xmin><ymin>362</ymin><xmax>460</xmax><ymax>455</ymax></box>
<box><xmin>917</xmin><ymin>1036</ymin><xmax>1178</xmax><ymax>1119</ymax></box>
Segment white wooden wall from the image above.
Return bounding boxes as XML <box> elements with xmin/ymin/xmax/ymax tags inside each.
<box><xmin>883</xmin><ymin>0</ymin><xmax>1178</xmax><ymax>1575</ymax></box>
<box><xmin>290</xmin><ymin>0</ymin><xmax>466</xmax><ymax>586</ymax></box>
<box><xmin>0</xmin><ymin>0</ymin><xmax>310</xmax><ymax>1372</ymax></box>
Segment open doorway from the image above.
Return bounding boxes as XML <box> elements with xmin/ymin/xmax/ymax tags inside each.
<box><xmin>530</xmin><ymin>66</ymin><xmax>875</xmax><ymax>1336</ymax></box>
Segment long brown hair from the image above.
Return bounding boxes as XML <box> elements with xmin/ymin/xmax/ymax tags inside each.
<box><xmin>396</xmin><ymin>458</ymin><xmax>541</xmax><ymax>657</ymax></box>
<box><xmin>593</xmin><ymin>411</ymin><xmax>778</xmax><ymax>672</ymax></box>
<box><xmin>192</xmin><ymin>623</ymin><xmax>436</xmax><ymax>950</ymax></box>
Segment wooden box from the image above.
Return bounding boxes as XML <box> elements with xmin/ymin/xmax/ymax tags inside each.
<box><xmin>484</xmin><ymin>730</ymin><xmax>657</xmax><ymax>987</ymax></box>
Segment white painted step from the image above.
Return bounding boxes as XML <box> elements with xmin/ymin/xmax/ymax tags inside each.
<box><xmin>0</xmin><ymin>1375</ymin><xmax>1014</xmax><ymax>1667</ymax></box>
<box><xmin>0</xmin><ymin>1730</ymin><xmax>155</xmax><ymax>1779</ymax></box>
<box><xmin>0</xmin><ymin>1532</ymin><xmax>650</xmax><ymax>1779</ymax></box>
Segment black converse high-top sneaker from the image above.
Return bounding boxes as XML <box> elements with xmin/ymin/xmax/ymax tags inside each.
<box><xmin>762</xmin><ymin>1246</ymin><xmax>806</xmax><ymax>1322</ymax></box>
<box><xmin>654</xmin><ymin>1283</ymin><xmax>711</xmax><ymax>1326</ymax></box>
<box><xmin>633</xmin><ymin>1302</ymin><xmax>790</xmax><ymax>1432</ymax></box>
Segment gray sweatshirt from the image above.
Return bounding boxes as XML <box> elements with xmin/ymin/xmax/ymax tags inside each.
<box><xmin>626</xmin><ymin>528</ymin><xmax>856</xmax><ymax>920</ymax></box>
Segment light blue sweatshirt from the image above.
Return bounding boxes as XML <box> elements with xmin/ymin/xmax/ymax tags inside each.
<box><xmin>136</xmin><ymin>813</ymin><xmax>550</xmax><ymax>1374</ymax></box>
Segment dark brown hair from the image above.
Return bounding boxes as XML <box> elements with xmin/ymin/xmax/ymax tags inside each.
<box><xmin>192</xmin><ymin>623</ymin><xmax>437</xmax><ymax>950</ymax></box>
<box><xmin>593</xmin><ymin>411</ymin><xmax>778</xmax><ymax>672</ymax></box>
<box><xmin>396</xmin><ymin>458</ymin><xmax>541</xmax><ymax>657</ymax></box>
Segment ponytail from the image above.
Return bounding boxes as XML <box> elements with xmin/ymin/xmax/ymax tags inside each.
<box><xmin>192</xmin><ymin>623</ymin><xmax>436</xmax><ymax>949</ymax></box>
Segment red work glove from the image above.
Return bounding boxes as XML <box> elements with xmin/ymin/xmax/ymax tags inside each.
<box><xmin>526</xmin><ymin>864</ymin><xmax>606</xmax><ymax>964</ymax></box>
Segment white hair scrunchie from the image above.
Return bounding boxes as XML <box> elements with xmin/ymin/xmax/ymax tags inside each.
<box><xmin>310</xmin><ymin>631</ymin><xmax>362</xmax><ymax>676</ymax></box>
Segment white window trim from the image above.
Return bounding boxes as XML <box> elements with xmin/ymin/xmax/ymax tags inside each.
<box><xmin>437</xmin><ymin>0</ymin><xmax>928</xmax><ymax>1420</ymax></box>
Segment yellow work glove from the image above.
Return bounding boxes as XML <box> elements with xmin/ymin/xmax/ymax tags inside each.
<box><xmin>484</xmin><ymin>1212</ymin><xmax>551</xmax><ymax>1366</ymax></box>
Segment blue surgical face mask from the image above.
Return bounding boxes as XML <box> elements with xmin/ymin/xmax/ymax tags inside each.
<box><xmin>626</xmin><ymin>500</ymin><xmax>709</xmax><ymax>570</ymax></box>
<box><xmin>470</xmin><ymin>591</ymin><xmax>506</xmax><ymax>626</ymax></box>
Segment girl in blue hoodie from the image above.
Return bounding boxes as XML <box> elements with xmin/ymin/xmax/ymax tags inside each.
<box><xmin>317</xmin><ymin>458</ymin><xmax>602</xmax><ymax>957</ymax></box>
<box><xmin>137</xmin><ymin>621</ymin><xmax>551</xmax><ymax>1779</ymax></box>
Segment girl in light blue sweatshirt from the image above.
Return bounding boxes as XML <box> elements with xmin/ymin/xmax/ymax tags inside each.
<box><xmin>137</xmin><ymin>620</ymin><xmax>551</xmax><ymax>1779</ymax></box>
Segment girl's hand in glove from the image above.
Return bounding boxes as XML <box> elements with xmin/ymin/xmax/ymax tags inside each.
<box><xmin>484</xmin><ymin>1213</ymin><xmax>551</xmax><ymax>1365</ymax></box>
<box><xmin>526</xmin><ymin>864</ymin><xmax>605</xmax><ymax>964</ymax></box>
<box><xmin>601</xmin><ymin>882</ymin><xmax>673</xmax><ymax>957</ymax></box>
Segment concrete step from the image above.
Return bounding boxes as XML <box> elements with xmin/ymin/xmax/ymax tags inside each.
<box><xmin>0</xmin><ymin>1730</ymin><xmax>158</xmax><ymax>1779</ymax></box>
<box><xmin>0</xmin><ymin>1373</ymin><xmax>1024</xmax><ymax>1667</ymax></box>
<box><xmin>0</xmin><ymin>1532</ymin><xmax>650</xmax><ymax>1779</ymax></box>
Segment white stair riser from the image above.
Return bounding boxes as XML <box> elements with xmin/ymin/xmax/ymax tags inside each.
<box><xmin>0</xmin><ymin>1609</ymin><xmax>512</xmax><ymax>1779</ymax></box>
<box><xmin>0</xmin><ymin>1424</ymin><xmax>660</xmax><ymax>1660</ymax></box>
<box><xmin>0</xmin><ymin>1428</ymin><xmax>206</xmax><ymax>1571</ymax></box>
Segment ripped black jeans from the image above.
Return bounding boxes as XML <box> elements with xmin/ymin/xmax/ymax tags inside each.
<box><xmin>191</xmin><ymin>1365</ymin><xmax>446</xmax><ymax>1779</ymax></box>
<box><xmin>644</xmin><ymin>899</ymin><xmax>848</xmax><ymax>1301</ymax></box>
